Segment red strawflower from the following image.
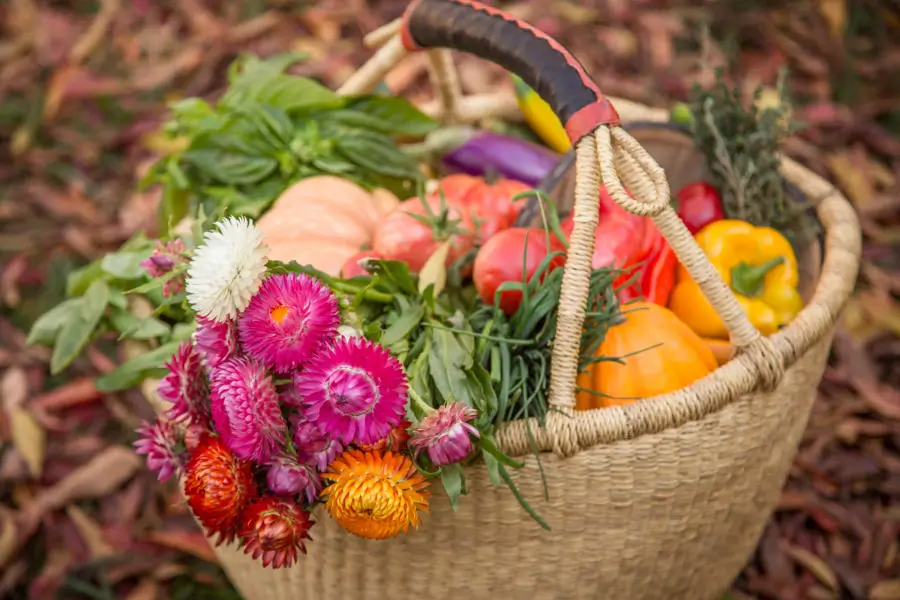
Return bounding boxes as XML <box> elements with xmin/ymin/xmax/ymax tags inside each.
<box><xmin>184</xmin><ymin>434</ymin><xmax>258</xmax><ymax>545</ymax></box>
<box><xmin>358</xmin><ymin>419</ymin><xmax>412</xmax><ymax>453</ymax></box>
<box><xmin>238</xmin><ymin>496</ymin><xmax>314</xmax><ymax>569</ymax></box>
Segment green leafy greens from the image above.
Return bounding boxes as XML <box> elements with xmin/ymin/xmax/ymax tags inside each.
<box><xmin>141</xmin><ymin>52</ymin><xmax>435</xmax><ymax>234</ymax></box>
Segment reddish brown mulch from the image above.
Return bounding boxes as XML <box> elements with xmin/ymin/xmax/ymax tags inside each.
<box><xmin>0</xmin><ymin>1</ymin><xmax>897</xmax><ymax>598</ymax></box>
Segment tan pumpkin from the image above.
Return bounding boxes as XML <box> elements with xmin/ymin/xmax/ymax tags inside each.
<box><xmin>256</xmin><ymin>175</ymin><xmax>399</xmax><ymax>275</ymax></box>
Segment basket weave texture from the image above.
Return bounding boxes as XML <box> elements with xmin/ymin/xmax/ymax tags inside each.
<box><xmin>142</xmin><ymin>14</ymin><xmax>863</xmax><ymax>600</ymax></box>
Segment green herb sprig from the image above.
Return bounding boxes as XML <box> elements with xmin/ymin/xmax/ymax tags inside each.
<box><xmin>685</xmin><ymin>68</ymin><xmax>818</xmax><ymax>247</ymax></box>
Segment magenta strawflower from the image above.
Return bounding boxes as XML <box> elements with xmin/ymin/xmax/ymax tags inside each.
<box><xmin>409</xmin><ymin>403</ymin><xmax>480</xmax><ymax>467</ymax></box>
<box><xmin>134</xmin><ymin>419</ymin><xmax>184</xmax><ymax>482</ymax></box>
<box><xmin>290</xmin><ymin>414</ymin><xmax>344</xmax><ymax>472</ymax></box>
<box><xmin>158</xmin><ymin>341</ymin><xmax>209</xmax><ymax>427</ymax></box>
<box><xmin>209</xmin><ymin>356</ymin><xmax>286</xmax><ymax>463</ymax></box>
<box><xmin>237</xmin><ymin>273</ymin><xmax>340</xmax><ymax>374</ymax></box>
<box><xmin>266</xmin><ymin>452</ymin><xmax>323</xmax><ymax>504</ymax></box>
<box><xmin>294</xmin><ymin>337</ymin><xmax>408</xmax><ymax>446</ymax></box>
<box><xmin>140</xmin><ymin>238</ymin><xmax>187</xmax><ymax>297</ymax></box>
<box><xmin>194</xmin><ymin>316</ymin><xmax>239</xmax><ymax>368</ymax></box>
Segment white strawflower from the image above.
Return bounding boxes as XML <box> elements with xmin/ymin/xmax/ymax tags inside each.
<box><xmin>186</xmin><ymin>216</ymin><xmax>269</xmax><ymax>323</ymax></box>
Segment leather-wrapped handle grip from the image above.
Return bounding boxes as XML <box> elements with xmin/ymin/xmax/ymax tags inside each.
<box><xmin>400</xmin><ymin>0</ymin><xmax>620</xmax><ymax>143</ymax></box>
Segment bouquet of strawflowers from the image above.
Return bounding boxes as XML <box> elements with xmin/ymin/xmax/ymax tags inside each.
<box><xmin>135</xmin><ymin>216</ymin><xmax>481</xmax><ymax>569</ymax></box>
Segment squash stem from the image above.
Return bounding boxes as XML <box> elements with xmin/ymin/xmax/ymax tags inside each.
<box><xmin>730</xmin><ymin>256</ymin><xmax>784</xmax><ymax>297</ymax></box>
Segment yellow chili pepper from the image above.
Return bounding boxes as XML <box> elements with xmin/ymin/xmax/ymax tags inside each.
<box><xmin>510</xmin><ymin>75</ymin><xmax>571</xmax><ymax>153</ymax></box>
<box><xmin>668</xmin><ymin>219</ymin><xmax>804</xmax><ymax>339</ymax></box>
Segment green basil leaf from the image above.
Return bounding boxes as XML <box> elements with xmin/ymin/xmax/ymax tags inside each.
<box><xmin>50</xmin><ymin>280</ymin><xmax>110</xmax><ymax>374</ymax></box>
<box><xmin>333</xmin><ymin>96</ymin><xmax>437</xmax><ymax>136</ymax></box>
<box><xmin>182</xmin><ymin>149</ymin><xmax>278</xmax><ymax>185</ymax></box>
<box><xmin>26</xmin><ymin>297</ymin><xmax>83</xmax><ymax>346</ymax></box>
<box><xmin>239</xmin><ymin>104</ymin><xmax>294</xmax><ymax>148</ymax></box>
<box><xmin>336</xmin><ymin>136</ymin><xmax>423</xmax><ymax>180</ymax></box>
<box><xmin>100</xmin><ymin>251</ymin><xmax>151</xmax><ymax>281</ymax></box>
<box><xmin>94</xmin><ymin>340</ymin><xmax>183</xmax><ymax>392</ymax></box>
<box><xmin>439</xmin><ymin>463</ymin><xmax>468</xmax><ymax>511</ymax></box>
<box><xmin>109</xmin><ymin>309</ymin><xmax>171</xmax><ymax>340</ymax></box>
<box><xmin>66</xmin><ymin>261</ymin><xmax>104</xmax><ymax>297</ymax></box>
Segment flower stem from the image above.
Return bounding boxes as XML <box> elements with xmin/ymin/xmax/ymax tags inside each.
<box><xmin>408</xmin><ymin>388</ymin><xmax>435</xmax><ymax>415</ymax></box>
<box><xmin>329</xmin><ymin>280</ymin><xmax>393</xmax><ymax>303</ymax></box>
<box><xmin>730</xmin><ymin>256</ymin><xmax>784</xmax><ymax>297</ymax></box>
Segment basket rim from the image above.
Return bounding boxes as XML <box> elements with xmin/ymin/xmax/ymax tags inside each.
<box><xmin>490</xmin><ymin>95</ymin><xmax>862</xmax><ymax>458</ymax></box>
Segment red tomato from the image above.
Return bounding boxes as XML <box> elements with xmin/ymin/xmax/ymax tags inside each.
<box><xmin>431</xmin><ymin>174</ymin><xmax>531</xmax><ymax>243</ymax></box>
<box><xmin>340</xmin><ymin>250</ymin><xmax>382</xmax><ymax>279</ymax></box>
<box><xmin>372</xmin><ymin>195</ymin><xmax>476</xmax><ymax>274</ymax></box>
<box><xmin>473</xmin><ymin>227</ymin><xmax>566</xmax><ymax>316</ymax></box>
<box><xmin>674</xmin><ymin>181</ymin><xmax>725</xmax><ymax>235</ymax></box>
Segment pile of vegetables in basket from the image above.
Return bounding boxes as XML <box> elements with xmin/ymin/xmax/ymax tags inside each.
<box><xmin>27</xmin><ymin>55</ymin><xmax>814</xmax><ymax>568</ymax></box>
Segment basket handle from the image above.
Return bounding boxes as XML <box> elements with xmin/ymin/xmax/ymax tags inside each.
<box><xmin>398</xmin><ymin>0</ymin><xmax>786</xmax><ymax>410</ymax></box>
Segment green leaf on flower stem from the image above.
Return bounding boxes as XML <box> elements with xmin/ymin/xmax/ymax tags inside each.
<box><xmin>100</xmin><ymin>250</ymin><xmax>151</xmax><ymax>281</ymax></box>
<box><xmin>372</xmin><ymin>259</ymin><xmax>417</xmax><ymax>296</ymax></box>
<box><xmin>440</xmin><ymin>463</ymin><xmax>468</xmax><ymax>511</ymax></box>
<box><xmin>467</xmin><ymin>363</ymin><xmax>498</xmax><ymax>426</ymax></box>
<box><xmin>66</xmin><ymin>261</ymin><xmax>104</xmax><ymax>297</ymax></box>
<box><xmin>482</xmin><ymin>450</ymin><xmax>502</xmax><ymax>487</ymax></box>
<box><xmin>50</xmin><ymin>280</ymin><xmax>110</xmax><ymax>375</ymax></box>
<box><xmin>26</xmin><ymin>297</ymin><xmax>83</xmax><ymax>346</ymax></box>
<box><xmin>182</xmin><ymin>149</ymin><xmax>278</xmax><ymax>186</ymax></box>
<box><xmin>418</xmin><ymin>240</ymin><xmax>451</xmax><ymax>297</ymax></box>
<box><xmin>428</xmin><ymin>329</ymin><xmax>472</xmax><ymax>403</ymax></box>
<box><xmin>333</xmin><ymin>96</ymin><xmax>437</xmax><ymax>136</ymax></box>
<box><xmin>94</xmin><ymin>340</ymin><xmax>182</xmax><ymax>392</ymax></box>
<box><xmin>380</xmin><ymin>296</ymin><xmax>424</xmax><ymax>349</ymax></box>
<box><xmin>158</xmin><ymin>178</ymin><xmax>189</xmax><ymax>237</ymax></box>
<box><xmin>109</xmin><ymin>309</ymin><xmax>171</xmax><ymax>340</ymax></box>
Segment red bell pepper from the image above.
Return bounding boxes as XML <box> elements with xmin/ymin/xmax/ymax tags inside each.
<box><xmin>560</xmin><ymin>184</ymin><xmax>681</xmax><ymax>306</ymax></box>
<box><xmin>673</xmin><ymin>181</ymin><xmax>725</xmax><ymax>235</ymax></box>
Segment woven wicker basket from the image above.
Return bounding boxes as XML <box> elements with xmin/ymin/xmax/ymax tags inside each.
<box><xmin>142</xmin><ymin>2</ymin><xmax>862</xmax><ymax>599</ymax></box>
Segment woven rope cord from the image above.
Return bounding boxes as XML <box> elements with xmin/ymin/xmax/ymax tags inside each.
<box><xmin>331</xmin><ymin>33</ymin><xmax>861</xmax><ymax>457</ymax></box>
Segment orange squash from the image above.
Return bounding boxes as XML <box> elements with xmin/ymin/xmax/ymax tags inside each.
<box><xmin>575</xmin><ymin>302</ymin><xmax>718</xmax><ymax>410</ymax></box>
<box><xmin>256</xmin><ymin>176</ymin><xmax>400</xmax><ymax>276</ymax></box>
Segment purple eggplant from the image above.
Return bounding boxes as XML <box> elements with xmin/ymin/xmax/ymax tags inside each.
<box><xmin>411</xmin><ymin>126</ymin><xmax>560</xmax><ymax>186</ymax></box>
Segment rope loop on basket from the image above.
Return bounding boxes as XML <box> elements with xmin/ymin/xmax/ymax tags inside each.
<box><xmin>740</xmin><ymin>337</ymin><xmax>785</xmax><ymax>393</ymax></box>
<box><xmin>547</xmin><ymin>411</ymin><xmax>581</xmax><ymax>458</ymax></box>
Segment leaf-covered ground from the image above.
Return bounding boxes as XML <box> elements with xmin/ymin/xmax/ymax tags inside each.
<box><xmin>1</xmin><ymin>1</ymin><xmax>898</xmax><ymax>598</ymax></box>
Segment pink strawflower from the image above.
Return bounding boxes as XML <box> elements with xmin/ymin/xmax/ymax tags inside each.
<box><xmin>409</xmin><ymin>403</ymin><xmax>480</xmax><ymax>467</ymax></box>
<box><xmin>140</xmin><ymin>238</ymin><xmax>187</xmax><ymax>297</ymax></box>
<box><xmin>194</xmin><ymin>316</ymin><xmax>239</xmax><ymax>368</ymax></box>
<box><xmin>266</xmin><ymin>452</ymin><xmax>323</xmax><ymax>504</ymax></box>
<box><xmin>209</xmin><ymin>356</ymin><xmax>286</xmax><ymax>463</ymax></box>
<box><xmin>158</xmin><ymin>341</ymin><xmax>209</xmax><ymax>427</ymax></box>
<box><xmin>290</xmin><ymin>413</ymin><xmax>344</xmax><ymax>472</ymax></box>
<box><xmin>134</xmin><ymin>419</ymin><xmax>184</xmax><ymax>482</ymax></box>
<box><xmin>238</xmin><ymin>273</ymin><xmax>340</xmax><ymax>374</ymax></box>
<box><xmin>294</xmin><ymin>337</ymin><xmax>407</xmax><ymax>446</ymax></box>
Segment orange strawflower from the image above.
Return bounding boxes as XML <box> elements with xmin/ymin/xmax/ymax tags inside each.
<box><xmin>321</xmin><ymin>449</ymin><xmax>430</xmax><ymax>540</ymax></box>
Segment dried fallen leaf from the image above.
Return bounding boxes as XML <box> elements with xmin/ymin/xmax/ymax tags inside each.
<box><xmin>0</xmin><ymin>507</ymin><xmax>16</xmax><ymax>567</ymax></box>
<box><xmin>0</xmin><ymin>366</ymin><xmax>27</xmax><ymax>410</ymax></box>
<box><xmin>870</xmin><ymin>579</ymin><xmax>900</xmax><ymax>599</ymax></box>
<box><xmin>8</xmin><ymin>406</ymin><xmax>45</xmax><ymax>478</ymax></box>
<box><xmin>786</xmin><ymin>545</ymin><xmax>840</xmax><ymax>591</ymax></box>
<box><xmin>818</xmin><ymin>0</ymin><xmax>847</xmax><ymax>40</ymax></box>
<box><xmin>125</xmin><ymin>578</ymin><xmax>160</xmax><ymax>600</ymax></box>
<box><xmin>29</xmin><ymin>445</ymin><xmax>141</xmax><ymax>516</ymax></box>
<box><xmin>145</xmin><ymin>529</ymin><xmax>219</xmax><ymax>564</ymax></box>
<box><xmin>66</xmin><ymin>504</ymin><xmax>115</xmax><ymax>558</ymax></box>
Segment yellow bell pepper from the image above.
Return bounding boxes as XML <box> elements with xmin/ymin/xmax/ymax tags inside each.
<box><xmin>668</xmin><ymin>219</ymin><xmax>804</xmax><ymax>339</ymax></box>
<box><xmin>510</xmin><ymin>75</ymin><xmax>571</xmax><ymax>153</ymax></box>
